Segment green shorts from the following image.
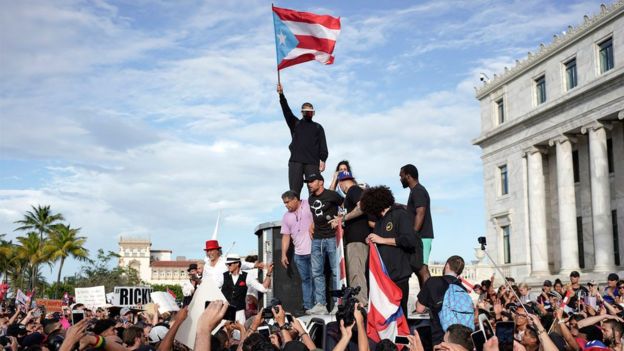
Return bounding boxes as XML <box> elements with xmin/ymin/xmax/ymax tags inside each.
<box><xmin>422</xmin><ymin>238</ymin><xmax>433</xmax><ymax>264</ymax></box>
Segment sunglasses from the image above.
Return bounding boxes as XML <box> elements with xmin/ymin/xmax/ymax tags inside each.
<box><xmin>618</xmin><ymin>286</ymin><xmax>624</xmax><ymax>289</ymax></box>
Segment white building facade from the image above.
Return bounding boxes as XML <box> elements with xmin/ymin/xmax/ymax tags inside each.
<box><xmin>118</xmin><ymin>236</ymin><xmax>199</xmax><ymax>285</ymax></box>
<box><xmin>473</xmin><ymin>2</ymin><xmax>624</xmax><ymax>281</ymax></box>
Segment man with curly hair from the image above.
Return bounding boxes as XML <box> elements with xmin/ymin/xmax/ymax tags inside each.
<box><xmin>359</xmin><ymin>185</ymin><xmax>421</xmax><ymax>313</ymax></box>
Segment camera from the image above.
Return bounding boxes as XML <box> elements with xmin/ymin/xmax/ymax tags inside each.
<box><xmin>261</xmin><ymin>298</ymin><xmax>282</xmax><ymax>320</ymax></box>
<box><xmin>331</xmin><ymin>286</ymin><xmax>364</xmax><ymax>326</ymax></box>
<box><xmin>478</xmin><ymin>236</ymin><xmax>487</xmax><ymax>250</ymax></box>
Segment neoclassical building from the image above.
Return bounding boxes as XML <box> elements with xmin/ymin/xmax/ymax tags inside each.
<box><xmin>473</xmin><ymin>2</ymin><xmax>623</xmax><ymax>280</ymax></box>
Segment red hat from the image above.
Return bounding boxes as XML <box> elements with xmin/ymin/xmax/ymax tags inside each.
<box><xmin>204</xmin><ymin>240</ymin><xmax>221</xmax><ymax>251</ymax></box>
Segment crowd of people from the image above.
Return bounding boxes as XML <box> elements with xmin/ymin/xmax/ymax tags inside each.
<box><xmin>2</xmin><ymin>85</ymin><xmax>623</xmax><ymax>351</ymax></box>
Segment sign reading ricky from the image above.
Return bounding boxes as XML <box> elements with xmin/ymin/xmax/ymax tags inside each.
<box><xmin>113</xmin><ymin>287</ymin><xmax>152</xmax><ymax>307</ymax></box>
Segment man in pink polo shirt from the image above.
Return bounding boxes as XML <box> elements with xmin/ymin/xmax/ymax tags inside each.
<box><xmin>280</xmin><ymin>190</ymin><xmax>314</xmax><ymax>314</ymax></box>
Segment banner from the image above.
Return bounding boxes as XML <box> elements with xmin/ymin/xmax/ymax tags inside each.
<box><xmin>112</xmin><ymin>286</ymin><xmax>152</xmax><ymax>307</ymax></box>
<box><xmin>37</xmin><ymin>299</ymin><xmax>63</xmax><ymax>313</ymax></box>
<box><xmin>74</xmin><ymin>286</ymin><xmax>107</xmax><ymax>309</ymax></box>
<box><xmin>151</xmin><ymin>291</ymin><xmax>180</xmax><ymax>314</ymax></box>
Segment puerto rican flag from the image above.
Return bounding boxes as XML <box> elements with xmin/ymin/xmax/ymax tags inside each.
<box><xmin>335</xmin><ymin>218</ymin><xmax>347</xmax><ymax>288</ymax></box>
<box><xmin>367</xmin><ymin>244</ymin><xmax>410</xmax><ymax>343</ymax></box>
<box><xmin>272</xmin><ymin>6</ymin><xmax>341</xmax><ymax>70</ymax></box>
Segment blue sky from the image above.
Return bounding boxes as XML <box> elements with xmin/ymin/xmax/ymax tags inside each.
<box><xmin>0</xmin><ymin>0</ymin><xmax>605</xmax><ymax>280</ymax></box>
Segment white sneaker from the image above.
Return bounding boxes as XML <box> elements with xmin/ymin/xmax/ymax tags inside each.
<box><xmin>306</xmin><ymin>303</ymin><xmax>327</xmax><ymax>315</ymax></box>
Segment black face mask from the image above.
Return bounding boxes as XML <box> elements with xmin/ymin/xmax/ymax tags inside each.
<box><xmin>302</xmin><ymin>111</ymin><xmax>313</xmax><ymax>120</ymax></box>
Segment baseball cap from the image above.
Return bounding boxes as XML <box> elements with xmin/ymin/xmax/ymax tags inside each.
<box><xmin>304</xmin><ymin>173</ymin><xmax>324</xmax><ymax>183</ymax></box>
<box><xmin>149</xmin><ymin>326</ymin><xmax>169</xmax><ymax>343</ymax></box>
<box><xmin>608</xmin><ymin>273</ymin><xmax>619</xmax><ymax>281</ymax></box>
<box><xmin>587</xmin><ymin>280</ymin><xmax>596</xmax><ymax>286</ymax></box>
<box><xmin>337</xmin><ymin>171</ymin><xmax>354</xmax><ymax>182</ymax></box>
<box><xmin>570</xmin><ymin>271</ymin><xmax>580</xmax><ymax>278</ymax></box>
<box><xmin>543</xmin><ymin>280</ymin><xmax>553</xmax><ymax>287</ymax></box>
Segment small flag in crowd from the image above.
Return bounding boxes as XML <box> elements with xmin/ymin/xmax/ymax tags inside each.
<box><xmin>335</xmin><ymin>217</ymin><xmax>347</xmax><ymax>288</ymax></box>
<box><xmin>272</xmin><ymin>5</ymin><xmax>341</xmax><ymax>70</ymax></box>
<box><xmin>367</xmin><ymin>244</ymin><xmax>410</xmax><ymax>343</ymax></box>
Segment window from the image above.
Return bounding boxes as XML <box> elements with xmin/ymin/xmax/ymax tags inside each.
<box><xmin>535</xmin><ymin>76</ymin><xmax>546</xmax><ymax>104</ymax></box>
<box><xmin>572</xmin><ymin>150</ymin><xmax>580</xmax><ymax>183</ymax></box>
<box><xmin>496</xmin><ymin>99</ymin><xmax>505</xmax><ymax>124</ymax></box>
<box><xmin>499</xmin><ymin>165</ymin><xmax>509</xmax><ymax>195</ymax></box>
<box><xmin>607</xmin><ymin>138</ymin><xmax>614</xmax><ymax>174</ymax></box>
<box><xmin>565</xmin><ymin>58</ymin><xmax>578</xmax><ymax>90</ymax></box>
<box><xmin>502</xmin><ymin>226</ymin><xmax>511</xmax><ymax>264</ymax></box>
<box><xmin>577</xmin><ymin>217</ymin><xmax>585</xmax><ymax>268</ymax></box>
<box><xmin>599</xmin><ymin>37</ymin><xmax>614</xmax><ymax>73</ymax></box>
<box><xmin>613</xmin><ymin>210</ymin><xmax>620</xmax><ymax>266</ymax></box>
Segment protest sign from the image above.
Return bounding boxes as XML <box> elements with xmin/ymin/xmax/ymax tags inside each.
<box><xmin>112</xmin><ymin>286</ymin><xmax>152</xmax><ymax>307</ymax></box>
<box><xmin>15</xmin><ymin>289</ymin><xmax>30</xmax><ymax>306</ymax></box>
<box><xmin>74</xmin><ymin>286</ymin><xmax>106</xmax><ymax>309</ymax></box>
<box><xmin>151</xmin><ymin>291</ymin><xmax>180</xmax><ymax>314</ymax></box>
<box><xmin>174</xmin><ymin>281</ymin><xmax>227</xmax><ymax>349</ymax></box>
<box><xmin>37</xmin><ymin>299</ymin><xmax>63</xmax><ymax>313</ymax></box>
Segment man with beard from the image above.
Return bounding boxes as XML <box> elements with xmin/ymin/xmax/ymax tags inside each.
<box><xmin>305</xmin><ymin>173</ymin><xmax>343</xmax><ymax>314</ymax></box>
<box><xmin>359</xmin><ymin>185</ymin><xmax>420</xmax><ymax>314</ymax></box>
<box><xmin>278</xmin><ymin>84</ymin><xmax>329</xmax><ymax>196</ymax></box>
<box><xmin>399</xmin><ymin>164</ymin><xmax>433</xmax><ymax>287</ymax></box>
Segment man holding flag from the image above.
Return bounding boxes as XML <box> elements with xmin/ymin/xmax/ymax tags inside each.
<box><xmin>272</xmin><ymin>5</ymin><xmax>340</xmax><ymax>196</ymax></box>
<box><xmin>359</xmin><ymin>186</ymin><xmax>421</xmax><ymax>341</ymax></box>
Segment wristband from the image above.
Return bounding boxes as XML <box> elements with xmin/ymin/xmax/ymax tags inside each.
<box><xmin>95</xmin><ymin>336</ymin><xmax>106</xmax><ymax>349</ymax></box>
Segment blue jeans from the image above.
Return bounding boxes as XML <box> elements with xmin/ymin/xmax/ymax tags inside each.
<box><xmin>294</xmin><ymin>254</ymin><xmax>314</xmax><ymax>310</ymax></box>
<box><xmin>311</xmin><ymin>237</ymin><xmax>338</xmax><ymax>305</ymax></box>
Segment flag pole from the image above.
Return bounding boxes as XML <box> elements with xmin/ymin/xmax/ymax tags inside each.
<box><xmin>272</xmin><ymin>3</ymin><xmax>281</xmax><ymax>86</ymax></box>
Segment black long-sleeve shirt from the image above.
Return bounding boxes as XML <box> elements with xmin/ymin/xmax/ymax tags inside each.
<box><xmin>374</xmin><ymin>205</ymin><xmax>422</xmax><ymax>282</ymax></box>
<box><xmin>279</xmin><ymin>93</ymin><xmax>328</xmax><ymax>164</ymax></box>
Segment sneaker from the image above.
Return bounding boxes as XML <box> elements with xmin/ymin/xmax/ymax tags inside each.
<box><xmin>306</xmin><ymin>303</ymin><xmax>327</xmax><ymax>315</ymax></box>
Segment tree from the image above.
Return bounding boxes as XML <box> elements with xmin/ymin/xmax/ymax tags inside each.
<box><xmin>14</xmin><ymin>205</ymin><xmax>64</xmax><ymax>290</ymax></box>
<box><xmin>0</xmin><ymin>234</ymin><xmax>16</xmax><ymax>283</ymax></box>
<box><xmin>14</xmin><ymin>205</ymin><xmax>65</xmax><ymax>241</ymax></box>
<box><xmin>46</xmin><ymin>224</ymin><xmax>89</xmax><ymax>287</ymax></box>
<box><xmin>16</xmin><ymin>232</ymin><xmax>50</xmax><ymax>291</ymax></box>
<box><xmin>74</xmin><ymin>249</ymin><xmax>140</xmax><ymax>292</ymax></box>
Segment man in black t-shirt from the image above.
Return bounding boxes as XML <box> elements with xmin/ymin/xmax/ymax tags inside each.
<box><xmin>400</xmin><ymin>164</ymin><xmax>432</xmax><ymax>287</ymax></box>
<box><xmin>415</xmin><ymin>255</ymin><xmax>467</xmax><ymax>345</ymax></box>
<box><xmin>359</xmin><ymin>185</ymin><xmax>420</xmax><ymax>314</ymax></box>
<box><xmin>277</xmin><ymin>84</ymin><xmax>329</xmax><ymax>196</ymax></box>
<box><xmin>305</xmin><ymin>172</ymin><xmax>344</xmax><ymax>315</ymax></box>
<box><xmin>335</xmin><ymin>170</ymin><xmax>370</xmax><ymax>305</ymax></box>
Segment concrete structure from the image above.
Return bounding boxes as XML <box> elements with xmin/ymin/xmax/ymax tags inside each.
<box><xmin>473</xmin><ymin>1</ymin><xmax>624</xmax><ymax>282</ymax></box>
<box><xmin>118</xmin><ymin>236</ymin><xmax>199</xmax><ymax>285</ymax></box>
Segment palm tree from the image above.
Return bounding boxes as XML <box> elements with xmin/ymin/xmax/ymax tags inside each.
<box><xmin>14</xmin><ymin>205</ymin><xmax>65</xmax><ymax>241</ymax></box>
<box><xmin>46</xmin><ymin>224</ymin><xmax>89</xmax><ymax>286</ymax></box>
<box><xmin>0</xmin><ymin>234</ymin><xmax>14</xmax><ymax>283</ymax></box>
<box><xmin>14</xmin><ymin>205</ymin><xmax>64</xmax><ymax>291</ymax></box>
<box><xmin>16</xmin><ymin>232</ymin><xmax>50</xmax><ymax>291</ymax></box>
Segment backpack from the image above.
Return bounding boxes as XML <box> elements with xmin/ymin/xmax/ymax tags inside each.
<box><xmin>439</xmin><ymin>281</ymin><xmax>475</xmax><ymax>331</ymax></box>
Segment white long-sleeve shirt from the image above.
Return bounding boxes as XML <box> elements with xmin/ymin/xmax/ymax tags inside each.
<box><xmin>213</xmin><ymin>271</ymin><xmax>269</xmax><ymax>295</ymax></box>
<box><xmin>203</xmin><ymin>256</ymin><xmax>255</xmax><ymax>283</ymax></box>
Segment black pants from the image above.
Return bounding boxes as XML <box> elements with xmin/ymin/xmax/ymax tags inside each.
<box><xmin>288</xmin><ymin>161</ymin><xmax>319</xmax><ymax>196</ymax></box>
<box><xmin>397</xmin><ymin>278</ymin><xmax>410</xmax><ymax>315</ymax></box>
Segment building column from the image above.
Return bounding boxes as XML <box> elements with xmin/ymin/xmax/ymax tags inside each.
<box><xmin>583</xmin><ymin>122</ymin><xmax>615</xmax><ymax>272</ymax></box>
<box><xmin>526</xmin><ymin>147</ymin><xmax>550</xmax><ymax>275</ymax></box>
<box><xmin>549</xmin><ymin>136</ymin><xmax>579</xmax><ymax>273</ymax></box>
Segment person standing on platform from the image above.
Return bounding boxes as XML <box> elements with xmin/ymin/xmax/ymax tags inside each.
<box><xmin>277</xmin><ymin>84</ymin><xmax>329</xmax><ymax>196</ymax></box>
<box><xmin>280</xmin><ymin>190</ymin><xmax>315</xmax><ymax>314</ymax></box>
<box><xmin>335</xmin><ymin>171</ymin><xmax>370</xmax><ymax>305</ymax></box>
<box><xmin>305</xmin><ymin>173</ymin><xmax>343</xmax><ymax>314</ymax></box>
<box><xmin>400</xmin><ymin>164</ymin><xmax>432</xmax><ymax>287</ymax></box>
<box><xmin>359</xmin><ymin>185</ymin><xmax>420</xmax><ymax>315</ymax></box>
